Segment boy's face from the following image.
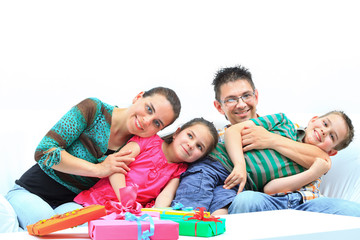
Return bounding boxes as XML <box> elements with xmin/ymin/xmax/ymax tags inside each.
<box><xmin>304</xmin><ymin>113</ymin><xmax>348</xmax><ymax>156</ymax></box>
<box><xmin>214</xmin><ymin>79</ymin><xmax>258</xmax><ymax>125</ymax></box>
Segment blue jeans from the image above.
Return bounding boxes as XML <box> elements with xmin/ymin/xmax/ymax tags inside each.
<box><xmin>5</xmin><ymin>184</ymin><xmax>83</xmax><ymax>230</ymax></box>
<box><xmin>172</xmin><ymin>157</ymin><xmax>237</xmax><ymax>213</ymax></box>
<box><xmin>228</xmin><ymin>190</ymin><xmax>360</xmax><ymax>217</ymax></box>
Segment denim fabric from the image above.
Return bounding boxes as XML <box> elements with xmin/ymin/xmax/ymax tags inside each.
<box><xmin>5</xmin><ymin>184</ymin><xmax>83</xmax><ymax>230</ymax></box>
<box><xmin>0</xmin><ymin>194</ymin><xmax>20</xmax><ymax>233</ymax></box>
<box><xmin>228</xmin><ymin>190</ymin><xmax>360</xmax><ymax>217</ymax></box>
<box><xmin>172</xmin><ymin>157</ymin><xmax>237</xmax><ymax>213</ymax></box>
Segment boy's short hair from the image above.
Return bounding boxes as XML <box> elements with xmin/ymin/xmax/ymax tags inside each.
<box><xmin>212</xmin><ymin>65</ymin><xmax>255</xmax><ymax>101</ymax></box>
<box><xmin>320</xmin><ymin>110</ymin><xmax>354</xmax><ymax>151</ymax></box>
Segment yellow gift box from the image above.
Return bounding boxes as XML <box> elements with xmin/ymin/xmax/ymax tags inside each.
<box><xmin>141</xmin><ymin>207</ymin><xmax>210</xmax><ymax>217</ymax></box>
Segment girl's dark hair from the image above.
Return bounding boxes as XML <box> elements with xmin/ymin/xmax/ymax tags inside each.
<box><xmin>162</xmin><ymin>117</ymin><xmax>219</xmax><ymax>157</ymax></box>
<box><xmin>143</xmin><ymin>87</ymin><xmax>181</xmax><ymax>125</ymax></box>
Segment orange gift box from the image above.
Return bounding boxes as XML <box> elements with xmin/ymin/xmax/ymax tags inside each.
<box><xmin>27</xmin><ymin>205</ymin><xmax>106</xmax><ymax>236</ymax></box>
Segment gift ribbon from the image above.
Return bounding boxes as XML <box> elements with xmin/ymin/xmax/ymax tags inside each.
<box><xmin>104</xmin><ymin>185</ymin><xmax>142</xmax><ymax>219</ymax></box>
<box><xmin>125</xmin><ymin>212</ymin><xmax>155</xmax><ymax>240</ymax></box>
<box><xmin>171</xmin><ymin>202</ymin><xmax>193</xmax><ymax>211</ymax></box>
<box><xmin>183</xmin><ymin>207</ymin><xmax>222</xmax><ymax>236</ymax></box>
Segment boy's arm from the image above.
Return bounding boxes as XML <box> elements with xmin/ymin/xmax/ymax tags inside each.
<box><xmin>108</xmin><ymin>141</ymin><xmax>140</xmax><ymax>202</ymax></box>
<box><xmin>224</xmin><ymin>120</ymin><xmax>256</xmax><ymax>192</ymax></box>
<box><xmin>263</xmin><ymin>158</ymin><xmax>330</xmax><ymax>195</ymax></box>
<box><xmin>241</xmin><ymin>125</ymin><xmax>330</xmax><ymax>168</ymax></box>
<box><xmin>154</xmin><ymin>178</ymin><xmax>180</xmax><ymax>208</ymax></box>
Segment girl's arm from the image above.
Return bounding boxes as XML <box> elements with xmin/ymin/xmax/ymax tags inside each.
<box><xmin>224</xmin><ymin>120</ymin><xmax>256</xmax><ymax>192</ymax></box>
<box><xmin>241</xmin><ymin>125</ymin><xmax>330</xmax><ymax>168</ymax></box>
<box><xmin>154</xmin><ymin>178</ymin><xmax>180</xmax><ymax>208</ymax></box>
<box><xmin>108</xmin><ymin>141</ymin><xmax>140</xmax><ymax>202</ymax></box>
<box><xmin>263</xmin><ymin>157</ymin><xmax>330</xmax><ymax>195</ymax></box>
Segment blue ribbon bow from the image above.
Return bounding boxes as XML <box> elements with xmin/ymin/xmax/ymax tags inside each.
<box><xmin>172</xmin><ymin>202</ymin><xmax>193</xmax><ymax>211</ymax></box>
<box><xmin>125</xmin><ymin>212</ymin><xmax>155</xmax><ymax>240</ymax></box>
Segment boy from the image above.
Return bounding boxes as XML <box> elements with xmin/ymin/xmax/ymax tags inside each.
<box><xmin>215</xmin><ymin>110</ymin><xmax>354</xmax><ymax>214</ymax></box>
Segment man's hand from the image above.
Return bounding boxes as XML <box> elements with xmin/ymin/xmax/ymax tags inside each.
<box><xmin>96</xmin><ymin>150</ymin><xmax>134</xmax><ymax>178</ymax></box>
<box><xmin>224</xmin><ymin>165</ymin><xmax>247</xmax><ymax>193</ymax></box>
<box><xmin>241</xmin><ymin>125</ymin><xmax>275</xmax><ymax>152</ymax></box>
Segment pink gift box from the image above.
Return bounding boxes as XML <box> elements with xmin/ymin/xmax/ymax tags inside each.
<box><xmin>89</xmin><ymin>219</ymin><xmax>179</xmax><ymax>240</ymax></box>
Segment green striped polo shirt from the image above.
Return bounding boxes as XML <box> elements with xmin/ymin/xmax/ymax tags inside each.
<box><xmin>209</xmin><ymin>113</ymin><xmax>305</xmax><ymax>191</ymax></box>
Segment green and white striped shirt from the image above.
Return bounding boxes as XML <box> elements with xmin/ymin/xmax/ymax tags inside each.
<box><xmin>209</xmin><ymin>113</ymin><xmax>305</xmax><ymax>191</ymax></box>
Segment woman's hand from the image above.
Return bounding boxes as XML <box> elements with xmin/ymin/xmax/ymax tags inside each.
<box><xmin>96</xmin><ymin>150</ymin><xmax>135</xmax><ymax>178</ymax></box>
<box><xmin>224</xmin><ymin>165</ymin><xmax>247</xmax><ymax>193</ymax></box>
<box><xmin>241</xmin><ymin>125</ymin><xmax>275</xmax><ymax>152</ymax></box>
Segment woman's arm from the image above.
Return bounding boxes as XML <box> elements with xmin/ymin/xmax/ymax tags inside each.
<box><xmin>37</xmin><ymin>98</ymin><xmax>134</xmax><ymax>178</ymax></box>
<box><xmin>263</xmin><ymin>158</ymin><xmax>330</xmax><ymax>195</ymax></box>
<box><xmin>241</xmin><ymin>125</ymin><xmax>330</xmax><ymax>168</ymax></box>
<box><xmin>51</xmin><ymin>149</ymin><xmax>134</xmax><ymax>178</ymax></box>
<box><xmin>154</xmin><ymin>178</ymin><xmax>180</xmax><ymax>208</ymax></box>
<box><xmin>224</xmin><ymin>120</ymin><xmax>256</xmax><ymax>192</ymax></box>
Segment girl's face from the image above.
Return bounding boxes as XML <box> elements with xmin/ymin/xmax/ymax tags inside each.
<box><xmin>171</xmin><ymin>124</ymin><xmax>214</xmax><ymax>163</ymax></box>
<box><xmin>127</xmin><ymin>92</ymin><xmax>175</xmax><ymax>138</ymax></box>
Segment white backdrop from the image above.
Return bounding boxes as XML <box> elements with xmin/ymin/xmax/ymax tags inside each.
<box><xmin>1</xmin><ymin>0</ymin><xmax>359</xmax><ymax>195</ymax></box>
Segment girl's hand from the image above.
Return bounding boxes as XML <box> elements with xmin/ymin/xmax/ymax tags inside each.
<box><xmin>241</xmin><ymin>125</ymin><xmax>275</xmax><ymax>152</ymax></box>
<box><xmin>96</xmin><ymin>150</ymin><xmax>135</xmax><ymax>178</ymax></box>
<box><xmin>224</xmin><ymin>165</ymin><xmax>247</xmax><ymax>193</ymax></box>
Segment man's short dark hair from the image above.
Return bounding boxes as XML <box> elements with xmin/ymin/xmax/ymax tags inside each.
<box><xmin>212</xmin><ymin>65</ymin><xmax>255</xmax><ymax>101</ymax></box>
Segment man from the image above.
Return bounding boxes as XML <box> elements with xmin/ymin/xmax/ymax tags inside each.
<box><xmin>172</xmin><ymin>65</ymin><xmax>360</xmax><ymax>216</ymax></box>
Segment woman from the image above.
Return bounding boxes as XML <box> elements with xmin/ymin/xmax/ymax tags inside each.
<box><xmin>5</xmin><ymin>87</ymin><xmax>181</xmax><ymax>230</ymax></box>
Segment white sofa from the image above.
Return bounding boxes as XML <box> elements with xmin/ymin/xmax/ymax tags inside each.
<box><xmin>320</xmin><ymin>134</ymin><xmax>360</xmax><ymax>204</ymax></box>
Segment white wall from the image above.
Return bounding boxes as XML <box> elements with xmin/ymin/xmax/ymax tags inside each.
<box><xmin>1</xmin><ymin>0</ymin><xmax>360</xmax><ymax>195</ymax></box>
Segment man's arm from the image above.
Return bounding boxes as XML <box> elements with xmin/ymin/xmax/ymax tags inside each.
<box><xmin>241</xmin><ymin>125</ymin><xmax>330</xmax><ymax>168</ymax></box>
<box><xmin>263</xmin><ymin>157</ymin><xmax>330</xmax><ymax>195</ymax></box>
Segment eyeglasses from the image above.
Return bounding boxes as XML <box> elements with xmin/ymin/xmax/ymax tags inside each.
<box><xmin>220</xmin><ymin>91</ymin><xmax>255</xmax><ymax>107</ymax></box>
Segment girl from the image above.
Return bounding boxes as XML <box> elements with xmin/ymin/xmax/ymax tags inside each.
<box><xmin>74</xmin><ymin>118</ymin><xmax>219</xmax><ymax>208</ymax></box>
<box><xmin>6</xmin><ymin>87</ymin><xmax>181</xmax><ymax>229</ymax></box>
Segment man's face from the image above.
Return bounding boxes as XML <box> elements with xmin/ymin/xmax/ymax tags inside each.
<box><xmin>214</xmin><ymin>79</ymin><xmax>258</xmax><ymax>125</ymax></box>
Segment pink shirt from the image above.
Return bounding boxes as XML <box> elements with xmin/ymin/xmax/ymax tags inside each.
<box><xmin>74</xmin><ymin>135</ymin><xmax>188</xmax><ymax>207</ymax></box>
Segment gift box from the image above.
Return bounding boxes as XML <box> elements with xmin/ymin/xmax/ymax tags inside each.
<box><xmin>89</xmin><ymin>213</ymin><xmax>179</xmax><ymax>240</ymax></box>
<box><xmin>102</xmin><ymin>211</ymin><xmax>160</xmax><ymax>220</ymax></box>
<box><xmin>141</xmin><ymin>207</ymin><xmax>210</xmax><ymax>217</ymax></box>
<box><xmin>27</xmin><ymin>205</ymin><xmax>106</xmax><ymax>236</ymax></box>
<box><xmin>160</xmin><ymin>208</ymin><xmax>225</xmax><ymax>237</ymax></box>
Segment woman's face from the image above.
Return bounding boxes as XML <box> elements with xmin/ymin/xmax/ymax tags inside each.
<box><xmin>127</xmin><ymin>93</ymin><xmax>175</xmax><ymax>137</ymax></box>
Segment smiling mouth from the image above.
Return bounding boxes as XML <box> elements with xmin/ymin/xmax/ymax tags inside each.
<box><xmin>314</xmin><ymin>130</ymin><xmax>321</xmax><ymax>142</ymax></box>
<box><xmin>181</xmin><ymin>145</ymin><xmax>190</xmax><ymax>156</ymax></box>
<box><xmin>135</xmin><ymin>117</ymin><xmax>144</xmax><ymax>130</ymax></box>
<box><xmin>234</xmin><ymin>108</ymin><xmax>250</xmax><ymax>116</ymax></box>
